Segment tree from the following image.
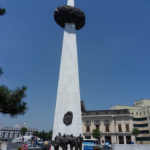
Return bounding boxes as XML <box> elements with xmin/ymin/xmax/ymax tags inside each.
<box><xmin>20</xmin><ymin>127</ymin><xmax>28</xmax><ymax>136</ymax></box>
<box><xmin>132</xmin><ymin>128</ymin><xmax>140</xmax><ymax>143</ymax></box>
<box><xmin>39</xmin><ymin>131</ymin><xmax>47</xmax><ymax>141</ymax></box>
<box><xmin>0</xmin><ymin>68</ymin><xmax>3</xmax><ymax>75</ymax></box>
<box><xmin>32</xmin><ymin>131</ymin><xmax>39</xmax><ymax>137</ymax></box>
<box><xmin>0</xmin><ymin>68</ymin><xmax>27</xmax><ymax>116</ymax></box>
<box><xmin>48</xmin><ymin>130</ymin><xmax>53</xmax><ymax>140</ymax></box>
<box><xmin>92</xmin><ymin>129</ymin><xmax>101</xmax><ymax>144</ymax></box>
<box><xmin>0</xmin><ymin>7</ymin><xmax>6</xmax><ymax>16</ymax></box>
<box><xmin>32</xmin><ymin>130</ymin><xmax>53</xmax><ymax>141</ymax></box>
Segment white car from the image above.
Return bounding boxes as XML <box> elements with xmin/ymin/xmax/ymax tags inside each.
<box><xmin>28</xmin><ymin>144</ymin><xmax>41</xmax><ymax>150</ymax></box>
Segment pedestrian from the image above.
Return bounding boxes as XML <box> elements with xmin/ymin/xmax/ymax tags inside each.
<box><xmin>21</xmin><ymin>142</ymin><xmax>28</xmax><ymax>150</ymax></box>
<box><xmin>49</xmin><ymin>143</ymin><xmax>51</xmax><ymax>150</ymax></box>
<box><xmin>104</xmin><ymin>142</ymin><xmax>109</xmax><ymax>150</ymax></box>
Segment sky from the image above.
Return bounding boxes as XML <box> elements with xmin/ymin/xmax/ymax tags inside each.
<box><xmin>0</xmin><ymin>0</ymin><xmax>150</xmax><ymax>131</ymax></box>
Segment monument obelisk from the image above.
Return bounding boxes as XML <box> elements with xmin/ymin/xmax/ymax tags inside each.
<box><xmin>52</xmin><ymin>0</ymin><xmax>85</xmax><ymax>141</ymax></box>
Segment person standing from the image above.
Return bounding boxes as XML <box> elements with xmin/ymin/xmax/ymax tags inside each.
<box><xmin>21</xmin><ymin>142</ymin><xmax>28</xmax><ymax>150</ymax></box>
<box><xmin>104</xmin><ymin>142</ymin><xmax>109</xmax><ymax>150</ymax></box>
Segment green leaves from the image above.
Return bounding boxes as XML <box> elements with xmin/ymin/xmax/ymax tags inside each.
<box><xmin>0</xmin><ymin>68</ymin><xmax>3</xmax><ymax>76</ymax></box>
<box><xmin>0</xmin><ymin>68</ymin><xmax>27</xmax><ymax>117</ymax></box>
<box><xmin>33</xmin><ymin>130</ymin><xmax>53</xmax><ymax>141</ymax></box>
<box><xmin>132</xmin><ymin>128</ymin><xmax>140</xmax><ymax>143</ymax></box>
<box><xmin>132</xmin><ymin>128</ymin><xmax>140</xmax><ymax>136</ymax></box>
<box><xmin>0</xmin><ymin>85</ymin><xmax>27</xmax><ymax>116</ymax></box>
<box><xmin>0</xmin><ymin>7</ymin><xmax>6</xmax><ymax>16</ymax></box>
<box><xmin>92</xmin><ymin>129</ymin><xmax>101</xmax><ymax>139</ymax></box>
<box><xmin>20</xmin><ymin>127</ymin><xmax>28</xmax><ymax>136</ymax></box>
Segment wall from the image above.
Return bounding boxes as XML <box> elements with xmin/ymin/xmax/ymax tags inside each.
<box><xmin>112</xmin><ymin>144</ymin><xmax>150</xmax><ymax>150</ymax></box>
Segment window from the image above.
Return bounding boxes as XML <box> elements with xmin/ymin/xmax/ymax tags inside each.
<box><xmin>105</xmin><ymin>136</ymin><xmax>111</xmax><ymax>144</ymax></box>
<box><xmin>136</xmin><ymin>137</ymin><xmax>150</xmax><ymax>141</ymax></box>
<box><xmin>96</xmin><ymin>125</ymin><xmax>99</xmax><ymax>131</ymax></box>
<box><xmin>126</xmin><ymin>136</ymin><xmax>131</xmax><ymax>144</ymax></box>
<box><xmin>136</xmin><ymin>112</ymin><xmax>138</xmax><ymax>116</ymax></box>
<box><xmin>143</xmin><ymin>111</ymin><xmax>145</xmax><ymax>115</ymax></box>
<box><xmin>140</xmin><ymin>112</ymin><xmax>142</xmax><ymax>115</ymax></box>
<box><xmin>134</xmin><ymin>124</ymin><xmax>148</xmax><ymax>127</ymax></box>
<box><xmin>86</xmin><ymin>126</ymin><xmax>90</xmax><ymax>132</ymax></box>
<box><xmin>126</xmin><ymin>124</ymin><xmax>130</xmax><ymax>132</ymax></box>
<box><xmin>133</xmin><ymin>117</ymin><xmax>147</xmax><ymax>121</ymax></box>
<box><xmin>12</xmin><ymin>132</ymin><xmax>15</xmax><ymax>138</ymax></box>
<box><xmin>119</xmin><ymin>136</ymin><xmax>124</xmax><ymax>144</ymax></box>
<box><xmin>140</xmin><ymin>130</ymin><xmax>149</xmax><ymax>134</ymax></box>
<box><xmin>8</xmin><ymin>132</ymin><xmax>10</xmax><ymax>138</ymax></box>
<box><xmin>105</xmin><ymin>125</ymin><xmax>109</xmax><ymax>132</ymax></box>
<box><xmin>118</xmin><ymin>124</ymin><xmax>122</xmax><ymax>132</ymax></box>
<box><xmin>2</xmin><ymin>132</ymin><xmax>5</xmax><ymax>138</ymax></box>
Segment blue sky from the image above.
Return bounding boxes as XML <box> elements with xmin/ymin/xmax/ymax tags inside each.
<box><xmin>0</xmin><ymin>0</ymin><xmax>150</xmax><ymax>131</ymax></box>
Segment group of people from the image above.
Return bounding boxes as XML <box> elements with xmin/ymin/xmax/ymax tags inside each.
<box><xmin>52</xmin><ymin>133</ymin><xmax>83</xmax><ymax>150</ymax></box>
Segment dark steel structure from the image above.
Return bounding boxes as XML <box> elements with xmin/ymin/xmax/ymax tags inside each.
<box><xmin>54</xmin><ymin>5</ymin><xmax>85</xmax><ymax>30</ymax></box>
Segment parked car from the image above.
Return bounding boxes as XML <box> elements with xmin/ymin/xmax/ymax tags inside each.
<box><xmin>83</xmin><ymin>139</ymin><xmax>100</xmax><ymax>150</ymax></box>
<box><xmin>28</xmin><ymin>144</ymin><xmax>41</xmax><ymax>150</ymax></box>
<box><xmin>37</xmin><ymin>143</ymin><xmax>50</xmax><ymax>150</ymax></box>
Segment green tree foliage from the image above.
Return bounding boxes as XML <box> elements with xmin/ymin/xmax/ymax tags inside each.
<box><xmin>32</xmin><ymin>131</ymin><xmax>39</xmax><ymax>137</ymax></box>
<box><xmin>48</xmin><ymin>130</ymin><xmax>53</xmax><ymax>140</ymax></box>
<box><xmin>0</xmin><ymin>7</ymin><xmax>6</xmax><ymax>16</ymax></box>
<box><xmin>20</xmin><ymin>127</ymin><xmax>28</xmax><ymax>136</ymax></box>
<box><xmin>92</xmin><ymin>129</ymin><xmax>101</xmax><ymax>143</ymax></box>
<box><xmin>0</xmin><ymin>68</ymin><xmax>3</xmax><ymax>75</ymax></box>
<box><xmin>33</xmin><ymin>130</ymin><xmax>53</xmax><ymax>141</ymax></box>
<box><xmin>132</xmin><ymin>128</ymin><xmax>140</xmax><ymax>143</ymax></box>
<box><xmin>0</xmin><ymin>68</ymin><xmax>27</xmax><ymax>116</ymax></box>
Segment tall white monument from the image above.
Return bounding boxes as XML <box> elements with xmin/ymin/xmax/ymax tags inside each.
<box><xmin>52</xmin><ymin>0</ymin><xmax>85</xmax><ymax>140</ymax></box>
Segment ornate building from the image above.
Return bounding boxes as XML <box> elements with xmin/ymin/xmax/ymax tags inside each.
<box><xmin>81</xmin><ymin>101</ymin><xmax>135</xmax><ymax>145</ymax></box>
<box><xmin>111</xmin><ymin>99</ymin><xmax>150</xmax><ymax>143</ymax></box>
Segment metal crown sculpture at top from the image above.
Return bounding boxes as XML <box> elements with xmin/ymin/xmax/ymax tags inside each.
<box><xmin>54</xmin><ymin>0</ymin><xmax>85</xmax><ymax>30</ymax></box>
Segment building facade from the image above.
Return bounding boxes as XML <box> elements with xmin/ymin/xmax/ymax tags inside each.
<box><xmin>81</xmin><ymin>101</ymin><xmax>135</xmax><ymax>145</ymax></box>
<box><xmin>110</xmin><ymin>99</ymin><xmax>150</xmax><ymax>143</ymax></box>
<box><xmin>0</xmin><ymin>124</ymin><xmax>37</xmax><ymax>139</ymax></box>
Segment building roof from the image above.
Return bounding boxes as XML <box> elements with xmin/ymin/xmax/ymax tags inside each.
<box><xmin>110</xmin><ymin>99</ymin><xmax>150</xmax><ymax>110</ymax></box>
<box><xmin>82</xmin><ymin>109</ymin><xmax>130</xmax><ymax>116</ymax></box>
